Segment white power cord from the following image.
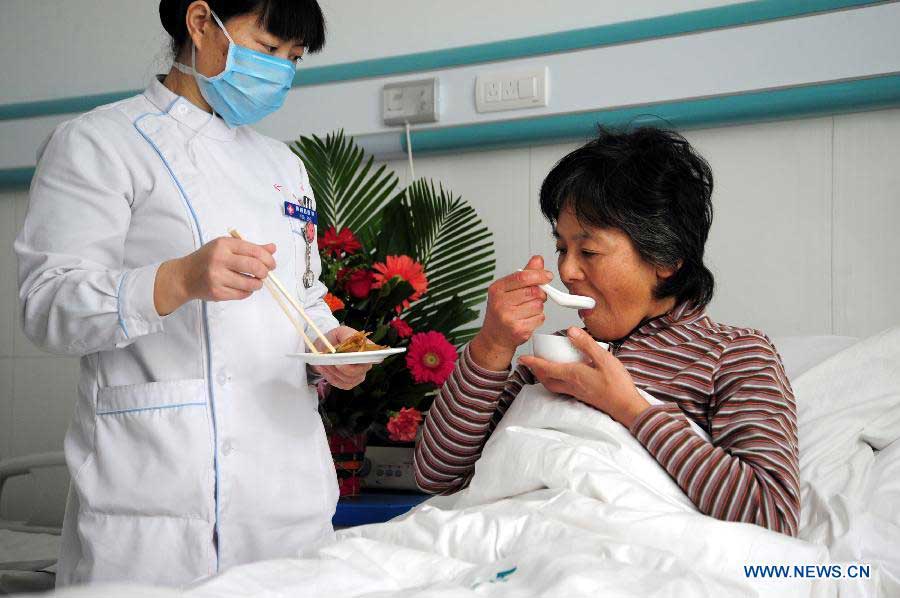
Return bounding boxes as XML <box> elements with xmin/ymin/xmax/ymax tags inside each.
<box><xmin>405</xmin><ymin>121</ymin><xmax>416</xmax><ymax>182</ymax></box>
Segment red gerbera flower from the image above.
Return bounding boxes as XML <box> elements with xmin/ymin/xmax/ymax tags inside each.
<box><xmin>318</xmin><ymin>226</ymin><xmax>361</xmax><ymax>257</ymax></box>
<box><xmin>405</xmin><ymin>331</ymin><xmax>457</xmax><ymax>386</ymax></box>
<box><xmin>372</xmin><ymin>255</ymin><xmax>428</xmax><ymax>312</ymax></box>
<box><xmin>323</xmin><ymin>293</ymin><xmax>345</xmax><ymax>313</ymax></box>
<box><xmin>386</xmin><ymin>407</ymin><xmax>423</xmax><ymax>442</ymax></box>
<box><xmin>390</xmin><ymin>317</ymin><xmax>413</xmax><ymax>339</ymax></box>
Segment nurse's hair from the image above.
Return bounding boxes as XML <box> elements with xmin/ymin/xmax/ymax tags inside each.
<box><xmin>539</xmin><ymin>126</ymin><xmax>716</xmax><ymax>308</ymax></box>
<box><xmin>159</xmin><ymin>0</ymin><xmax>326</xmax><ymax>56</ymax></box>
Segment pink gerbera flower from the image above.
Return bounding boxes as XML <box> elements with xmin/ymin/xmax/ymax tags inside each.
<box><xmin>406</xmin><ymin>331</ymin><xmax>457</xmax><ymax>386</ymax></box>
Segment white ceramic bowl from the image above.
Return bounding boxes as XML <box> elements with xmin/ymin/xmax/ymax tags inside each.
<box><xmin>531</xmin><ymin>333</ymin><xmax>609</xmax><ymax>363</ymax></box>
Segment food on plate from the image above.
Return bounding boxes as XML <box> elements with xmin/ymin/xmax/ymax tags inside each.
<box><xmin>334</xmin><ymin>331</ymin><xmax>387</xmax><ymax>353</ymax></box>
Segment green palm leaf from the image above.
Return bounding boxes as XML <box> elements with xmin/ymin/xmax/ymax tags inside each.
<box><xmin>292</xmin><ymin>131</ymin><xmax>494</xmax><ymax>348</ymax></box>
<box><xmin>291</xmin><ymin>130</ymin><xmax>401</xmax><ymax>250</ymax></box>
<box><xmin>394</xmin><ymin>180</ymin><xmax>495</xmax><ymax>346</ymax></box>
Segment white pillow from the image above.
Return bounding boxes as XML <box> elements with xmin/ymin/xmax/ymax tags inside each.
<box><xmin>792</xmin><ymin>326</ymin><xmax>900</xmax><ymax>597</ymax></box>
<box><xmin>770</xmin><ymin>335</ymin><xmax>859</xmax><ymax>381</ymax></box>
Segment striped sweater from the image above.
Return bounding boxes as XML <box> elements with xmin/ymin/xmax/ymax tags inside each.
<box><xmin>413</xmin><ymin>302</ymin><xmax>801</xmax><ymax>537</ymax></box>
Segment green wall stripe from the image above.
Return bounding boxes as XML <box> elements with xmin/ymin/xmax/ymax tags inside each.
<box><xmin>295</xmin><ymin>0</ymin><xmax>885</xmax><ymax>87</ymax></box>
<box><xmin>4</xmin><ymin>73</ymin><xmax>899</xmax><ymax>190</ymax></box>
<box><xmin>0</xmin><ymin>167</ymin><xmax>36</xmax><ymax>190</ymax></box>
<box><xmin>0</xmin><ymin>0</ymin><xmax>887</xmax><ymax>121</ymax></box>
<box><xmin>0</xmin><ymin>91</ymin><xmax>141</xmax><ymax>122</ymax></box>
<box><xmin>402</xmin><ymin>73</ymin><xmax>900</xmax><ymax>154</ymax></box>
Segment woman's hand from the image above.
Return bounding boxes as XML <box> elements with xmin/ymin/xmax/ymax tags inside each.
<box><xmin>518</xmin><ymin>327</ymin><xmax>651</xmax><ymax>428</ymax></box>
<box><xmin>154</xmin><ymin>237</ymin><xmax>277</xmax><ymax>316</ymax></box>
<box><xmin>313</xmin><ymin>326</ymin><xmax>373</xmax><ymax>390</ymax></box>
<box><xmin>469</xmin><ymin>256</ymin><xmax>552</xmax><ymax>371</ymax></box>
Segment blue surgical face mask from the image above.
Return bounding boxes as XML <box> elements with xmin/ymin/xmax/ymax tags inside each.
<box><xmin>175</xmin><ymin>11</ymin><xmax>297</xmax><ymax>128</ymax></box>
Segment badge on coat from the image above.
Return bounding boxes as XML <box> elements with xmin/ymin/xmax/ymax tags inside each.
<box><xmin>284</xmin><ymin>201</ymin><xmax>317</xmax><ymax>225</ymax></box>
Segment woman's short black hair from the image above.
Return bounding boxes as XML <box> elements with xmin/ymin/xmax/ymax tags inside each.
<box><xmin>539</xmin><ymin>126</ymin><xmax>715</xmax><ymax>308</ymax></box>
<box><xmin>159</xmin><ymin>0</ymin><xmax>326</xmax><ymax>56</ymax></box>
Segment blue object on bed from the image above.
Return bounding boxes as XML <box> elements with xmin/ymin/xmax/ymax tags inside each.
<box><xmin>333</xmin><ymin>491</ymin><xmax>429</xmax><ymax>527</ymax></box>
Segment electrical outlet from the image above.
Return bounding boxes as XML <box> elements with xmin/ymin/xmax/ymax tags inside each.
<box><xmin>501</xmin><ymin>79</ymin><xmax>517</xmax><ymax>101</ymax></box>
<box><xmin>476</xmin><ymin>67</ymin><xmax>549</xmax><ymax>114</ymax></box>
<box><xmin>485</xmin><ymin>81</ymin><xmax>501</xmax><ymax>103</ymax></box>
<box><xmin>383</xmin><ymin>78</ymin><xmax>440</xmax><ymax>126</ymax></box>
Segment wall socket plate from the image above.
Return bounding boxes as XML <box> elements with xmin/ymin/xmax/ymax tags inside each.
<box><xmin>476</xmin><ymin>67</ymin><xmax>549</xmax><ymax>113</ymax></box>
<box><xmin>383</xmin><ymin>77</ymin><xmax>440</xmax><ymax>126</ymax></box>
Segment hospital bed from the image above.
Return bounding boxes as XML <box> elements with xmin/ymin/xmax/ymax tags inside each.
<box><xmin>5</xmin><ymin>330</ymin><xmax>900</xmax><ymax>597</ymax></box>
<box><xmin>0</xmin><ymin>452</ymin><xmax>66</xmax><ymax>594</ymax></box>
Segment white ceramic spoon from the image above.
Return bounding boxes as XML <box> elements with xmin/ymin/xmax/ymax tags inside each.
<box><xmin>517</xmin><ymin>269</ymin><xmax>596</xmax><ymax>309</ymax></box>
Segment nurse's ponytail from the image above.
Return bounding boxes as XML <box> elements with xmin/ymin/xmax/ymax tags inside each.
<box><xmin>159</xmin><ymin>0</ymin><xmax>189</xmax><ymax>54</ymax></box>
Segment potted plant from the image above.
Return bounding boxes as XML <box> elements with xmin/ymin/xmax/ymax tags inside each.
<box><xmin>292</xmin><ymin>131</ymin><xmax>495</xmax><ymax>496</ymax></box>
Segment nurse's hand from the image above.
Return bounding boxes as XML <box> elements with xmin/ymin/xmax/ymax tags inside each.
<box><xmin>154</xmin><ymin>237</ymin><xmax>277</xmax><ymax>316</ymax></box>
<box><xmin>468</xmin><ymin>255</ymin><xmax>551</xmax><ymax>371</ymax></box>
<box><xmin>313</xmin><ymin>326</ymin><xmax>373</xmax><ymax>390</ymax></box>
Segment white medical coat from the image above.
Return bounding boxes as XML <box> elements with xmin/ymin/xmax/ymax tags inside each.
<box><xmin>15</xmin><ymin>78</ymin><xmax>340</xmax><ymax>587</ymax></box>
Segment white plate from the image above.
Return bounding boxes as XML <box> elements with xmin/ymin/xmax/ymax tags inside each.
<box><xmin>288</xmin><ymin>347</ymin><xmax>406</xmax><ymax>365</ymax></box>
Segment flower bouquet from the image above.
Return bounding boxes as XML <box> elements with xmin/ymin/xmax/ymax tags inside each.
<box><xmin>292</xmin><ymin>131</ymin><xmax>495</xmax><ymax>495</ymax></box>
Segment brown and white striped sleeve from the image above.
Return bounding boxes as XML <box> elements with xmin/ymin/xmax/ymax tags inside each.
<box><xmin>414</xmin><ymin>344</ymin><xmax>533</xmax><ymax>494</ymax></box>
<box><xmin>628</xmin><ymin>332</ymin><xmax>801</xmax><ymax>536</ymax></box>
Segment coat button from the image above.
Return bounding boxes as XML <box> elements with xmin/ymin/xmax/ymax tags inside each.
<box><xmin>222</xmin><ymin>440</ymin><xmax>234</xmax><ymax>456</ymax></box>
<box><xmin>216</xmin><ymin>369</ymin><xmax>229</xmax><ymax>386</ymax></box>
<box><xmin>209</xmin><ymin>303</ymin><xmax>225</xmax><ymax>321</ymax></box>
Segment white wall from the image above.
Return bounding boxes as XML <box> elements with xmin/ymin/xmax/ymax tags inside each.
<box><xmin>0</xmin><ymin>189</ymin><xmax>80</xmax><ymax>518</ymax></box>
<box><xmin>386</xmin><ymin>109</ymin><xmax>900</xmax><ymax>340</ymax></box>
<box><xmin>4</xmin><ymin>2</ymin><xmax>900</xmax><ymax>170</ymax></box>
<box><xmin>0</xmin><ymin>0</ymin><xmax>745</xmax><ymax>104</ymax></box>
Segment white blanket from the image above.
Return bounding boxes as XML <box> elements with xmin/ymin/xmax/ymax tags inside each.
<box><xmin>38</xmin><ymin>328</ymin><xmax>900</xmax><ymax>598</ymax></box>
<box><xmin>184</xmin><ymin>385</ymin><xmax>828</xmax><ymax>598</ymax></box>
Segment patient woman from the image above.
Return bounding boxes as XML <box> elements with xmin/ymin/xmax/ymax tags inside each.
<box><xmin>413</xmin><ymin>127</ymin><xmax>800</xmax><ymax>537</ymax></box>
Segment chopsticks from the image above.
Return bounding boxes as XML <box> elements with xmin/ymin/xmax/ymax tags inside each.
<box><xmin>228</xmin><ymin>229</ymin><xmax>336</xmax><ymax>354</ymax></box>
<box><xmin>267</xmin><ymin>273</ymin><xmax>319</xmax><ymax>354</ymax></box>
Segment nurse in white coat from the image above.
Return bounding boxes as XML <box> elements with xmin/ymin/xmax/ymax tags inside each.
<box><xmin>14</xmin><ymin>0</ymin><xmax>370</xmax><ymax>587</ymax></box>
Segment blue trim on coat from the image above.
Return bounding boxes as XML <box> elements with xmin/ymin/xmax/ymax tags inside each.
<box><xmin>132</xmin><ymin>102</ymin><xmax>223</xmax><ymax>572</ymax></box>
<box><xmin>115</xmin><ymin>271</ymin><xmax>130</xmax><ymax>339</ymax></box>
<box><xmin>97</xmin><ymin>402</ymin><xmax>207</xmax><ymax>416</ymax></box>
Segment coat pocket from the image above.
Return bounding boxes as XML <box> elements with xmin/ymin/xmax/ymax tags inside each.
<box><xmin>96</xmin><ymin>378</ymin><xmax>207</xmax><ymax>415</ymax></box>
<box><xmin>87</xmin><ymin>379</ymin><xmax>214</xmax><ymax>518</ymax></box>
